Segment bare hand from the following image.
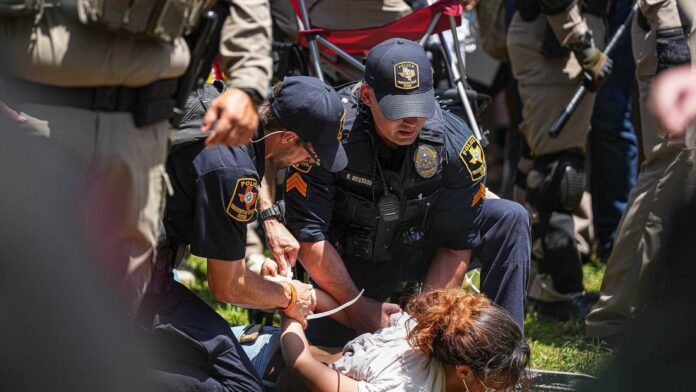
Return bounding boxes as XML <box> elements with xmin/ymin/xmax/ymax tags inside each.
<box><xmin>283</xmin><ymin>280</ymin><xmax>317</xmax><ymax>329</ymax></box>
<box><xmin>263</xmin><ymin>219</ymin><xmax>300</xmax><ymax>276</ymax></box>
<box><xmin>650</xmin><ymin>65</ymin><xmax>696</xmax><ymax>137</ymax></box>
<box><xmin>460</xmin><ymin>0</ymin><xmax>480</xmax><ymax>12</ymax></box>
<box><xmin>345</xmin><ymin>297</ymin><xmax>401</xmax><ymax>335</ymax></box>
<box><xmin>202</xmin><ymin>87</ymin><xmax>258</xmax><ymax>146</ymax></box>
<box><xmin>261</xmin><ymin>258</ymin><xmax>279</xmax><ymax>277</ymax></box>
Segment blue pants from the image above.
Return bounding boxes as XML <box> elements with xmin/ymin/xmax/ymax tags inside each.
<box><xmin>307</xmin><ymin>198</ymin><xmax>531</xmax><ymax>346</ymax></box>
<box><xmin>589</xmin><ymin>0</ymin><xmax>638</xmax><ymax>260</ymax></box>
<box><xmin>138</xmin><ymin>281</ymin><xmax>263</xmax><ymax>392</ymax></box>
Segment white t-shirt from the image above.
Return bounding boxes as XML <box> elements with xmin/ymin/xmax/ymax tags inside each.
<box><xmin>331</xmin><ymin>313</ymin><xmax>445</xmax><ymax>392</ymax></box>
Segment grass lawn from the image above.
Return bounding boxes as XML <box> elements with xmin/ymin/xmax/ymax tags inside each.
<box><xmin>524</xmin><ymin>262</ymin><xmax>613</xmax><ymax>374</ymax></box>
<box><xmin>183</xmin><ymin>255</ymin><xmax>613</xmax><ymax>375</ymax></box>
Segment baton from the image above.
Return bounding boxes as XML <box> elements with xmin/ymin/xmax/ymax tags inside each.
<box><xmin>548</xmin><ymin>3</ymin><xmax>639</xmax><ymax>138</ymax></box>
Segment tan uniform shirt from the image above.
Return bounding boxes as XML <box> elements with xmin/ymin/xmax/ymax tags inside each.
<box><xmin>219</xmin><ymin>0</ymin><xmax>273</xmax><ymax>99</ymax></box>
<box><xmin>0</xmin><ymin>0</ymin><xmax>273</xmax><ymax>97</ymax></box>
<box><xmin>0</xmin><ymin>11</ymin><xmax>190</xmax><ymax>87</ymax></box>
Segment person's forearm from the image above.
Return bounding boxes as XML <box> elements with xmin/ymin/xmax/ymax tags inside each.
<box><xmin>545</xmin><ymin>3</ymin><xmax>589</xmax><ymax>47</ymax></box>
<box><xmin>258</xmin><ymin>160</ymin><xmax>277</xmax><ymax>211</ymax></box>
<box><xmin>315</xmin><ymin>287</ymin><xmax>351</xmax><ymax>327</ymax></box>
<box><xmin>219</xmin><ymin>0</ymin><xmax>272</xmax><ymax>99</ymax></box>
<box><xmin>424</xmin><ymin>248</ymin><xmax>471</xmax><ymax>290</ymax></box>
<box><xmin>299</xmin><ymin>241</ymin><xmax>360</xmax><ymax>303</ymax></box>
<box><xmin>639</xmin><ymin>0</ymin><xmax>683</xmax><ymax>31</ymax></box>
<box><xmin>281</xmin><ymin>318</ymin><xmax>358</xmax><ymax>392</ymax></box>
<box><xmin>208</xmin><ymin>258</ymin><xmax>291</xmax><ymax>309</ymax></box>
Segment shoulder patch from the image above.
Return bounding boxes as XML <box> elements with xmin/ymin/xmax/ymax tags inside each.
<box><xmin>459</xmin><ymin>136</ymin><xmax>486</xmax><ymax>182</ymax></box>
<box><xmin>226</xmin><ymin>178</ymin><xmax>258</xmax><ymax>222</ymax></box>
<box><xmin>286</xmin><ymin>172</ymin><xmax>308</xmax><ymax>198</ymax></box>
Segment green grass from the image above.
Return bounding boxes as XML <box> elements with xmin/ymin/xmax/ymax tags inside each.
<box><xmin>183</xmin><ymin>255</ymin><xmax>613</xmax><ymax>375</ymax></box>
<box><xmin>524</xmin><ymin>262</ymin><xmax>612</xmax><ymax>375</ymax></box>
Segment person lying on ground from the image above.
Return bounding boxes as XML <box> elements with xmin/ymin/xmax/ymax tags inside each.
<box><xmin>280</xmin><ymin>288</ymin><xmax>530</xmax><ymax>392</ymax></box>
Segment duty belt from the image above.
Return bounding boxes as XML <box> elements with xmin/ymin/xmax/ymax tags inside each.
<box><xmin>1</xmin><ymin>77</ymin><xmax>178</xmax><ymax>127</ymax></box>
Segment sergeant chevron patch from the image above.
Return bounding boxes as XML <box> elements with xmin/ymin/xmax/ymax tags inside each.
<box><xmin>471</xmin><ymin>183</ymin><xmax>486</xmax><ymax>207</ymax></box>
<box><xmin>286</xmin><ymin>172</ymin><xmax>308</xmax><ymax>198</ymax></box>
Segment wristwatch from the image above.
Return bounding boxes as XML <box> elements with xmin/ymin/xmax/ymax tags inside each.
<box><xmin>258</xmin><ymin>203</ymin><xmax>283</xmax><ymax>223</ymax></box>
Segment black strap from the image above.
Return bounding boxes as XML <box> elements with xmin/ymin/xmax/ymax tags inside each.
<box><xmin>1</xmin><ymin>77</ymin><xmax>178</xmax><ymax>126</ymax></box>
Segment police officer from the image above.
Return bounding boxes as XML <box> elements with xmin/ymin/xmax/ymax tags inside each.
<box><xmin>138</xmin><ymin>76</ymin><xmax>347</xmax><ymax>390</ymax></box>
<box><xmin>585</xmin><ymin>0</ymin><xmax>694</xmax><ymax>342</ymax></box>
<box><xmin>0</xmin><ymin>0</ymin><xmax>271</xmax><ymax>312</ymax></box>
<box><xmin>284</xmin><ymin>38</ymin><xmax>531</xmax><ymax>346</ymax></box>
<box><xmin>506</xmin><ymin>0</ymin><xmax>613</xmax><ymax>319</ymax></box>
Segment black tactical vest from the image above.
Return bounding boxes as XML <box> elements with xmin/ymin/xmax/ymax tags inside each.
<box><xmin>328</xmin><ymin>84</ymin><xmax>446</xmax><ymax>274</ymax></box>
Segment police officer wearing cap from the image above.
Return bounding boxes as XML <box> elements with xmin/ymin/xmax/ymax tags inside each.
<box><xmin>138</xmin><ymin>76</ymin><xmax>347</xmax><ymax>391</ymax></box>
<box><xmin>284</xmin><ymin>38</ymin><xmax>531</xmax><ymax>346</ymax></box>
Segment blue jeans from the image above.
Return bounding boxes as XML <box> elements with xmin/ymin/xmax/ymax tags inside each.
<box><xmin>589</xmin><ymin>1</ymin><xmax>639</xmax><ymax>260</ymax></box>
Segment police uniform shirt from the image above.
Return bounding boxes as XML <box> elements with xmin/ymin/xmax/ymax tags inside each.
<box><xmin>284</xmin><ymin>82</ymin><xmax>487</xmax><ymax>258</ymax></box>
<box><xmin>164</xmin><ymin>141</ymin><xmax>264</xmax><ymax>261</ymax></box>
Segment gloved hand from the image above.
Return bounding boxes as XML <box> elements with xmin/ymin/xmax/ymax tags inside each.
<box><xmin>656</xmin><ymin>27</ymin><xmax>692</xmax><ymax>73</ymax></box>
<box><xmin>578</xmin><ymin>47</ymin><xmax>613</xmax><ymax>92</ymax></box>
<box><xmin>568</xmin><ymin>31</ymin><xmax>613</xmax><ymax>91</ymax></box>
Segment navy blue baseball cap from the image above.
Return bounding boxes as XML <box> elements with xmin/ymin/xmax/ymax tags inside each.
<box><xmin>271</xmin><ymin>76</ymin><xmax>347</xmax><ymax>173</ymax></box>
<box><xmin>365</xmin><ymin>38</ymin><xmax>435</xmax><ymax>120</ymax></box>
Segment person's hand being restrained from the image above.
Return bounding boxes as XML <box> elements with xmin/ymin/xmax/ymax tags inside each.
<box><xmin>344</xmin><ymin>296</ymin><xmax>401</xmax><ymax>335</ymax></box>
<box><xmin>281</xmin><ymin>280</ymin><xmax>317</xmax><ymax>330</ymax></box>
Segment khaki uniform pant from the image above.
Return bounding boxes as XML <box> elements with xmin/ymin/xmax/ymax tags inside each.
<box><xmin>585</xmin><ymin>16</ymin><xmax>696</xmax><ymax>337</ymax></box>
<box><xmin>507</xmin><ymin>12</ymin><xmax>606</xmax><ymax>156</ymax></box>
<box><xmin>8</xmin><ymin>103</ymin><xmax>170</xmax><ymax>313</ymax></box>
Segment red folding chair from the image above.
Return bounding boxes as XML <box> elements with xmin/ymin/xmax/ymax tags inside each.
<box><xmin>287</xmin><ymin>0</ymin><xmax>486</xmax><ymax>144</ymax></box>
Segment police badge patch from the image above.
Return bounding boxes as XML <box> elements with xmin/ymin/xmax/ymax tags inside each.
<box><xmin>413</xmin><ymin>144</ymin><xmax>438</xmax><ymax>178</ymax></box>
<box><xmin>226</xmin><ymin>178</ymin><xmax>259</xmax><ymax>222</ymax></box>
<box><xmin>459</xmin><ymin>136</ymin><xmax>486</xmax><ymax>181</ymax></box>
<box><xmin>394</xmin><ymin>62</ymin><xmax>420</xmax><ymax>90</ymax></box>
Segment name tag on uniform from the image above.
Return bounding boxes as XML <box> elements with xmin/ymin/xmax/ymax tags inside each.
<box><xmin>341</xmin><ymin>171</ymin><xmax>374</xmax><ymax>188</ymax></box>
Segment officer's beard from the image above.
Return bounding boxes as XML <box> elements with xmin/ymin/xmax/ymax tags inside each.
<box><xmin>267</xmin><ymin>140</ymin><xmax>303</xmax><ymax>169</ymax></box>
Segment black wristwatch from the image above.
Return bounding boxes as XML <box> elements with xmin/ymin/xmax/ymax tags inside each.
<box><xmin>258</xmin><ymin>203</ymin><xmax>283</xmax><ymax>223</ymax></box>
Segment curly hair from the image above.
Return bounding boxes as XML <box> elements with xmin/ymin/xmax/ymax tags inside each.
<box><xmin>406</xmin><ymin>289</ymin><xmax>530</xmax><ymax>387</ymax></box>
